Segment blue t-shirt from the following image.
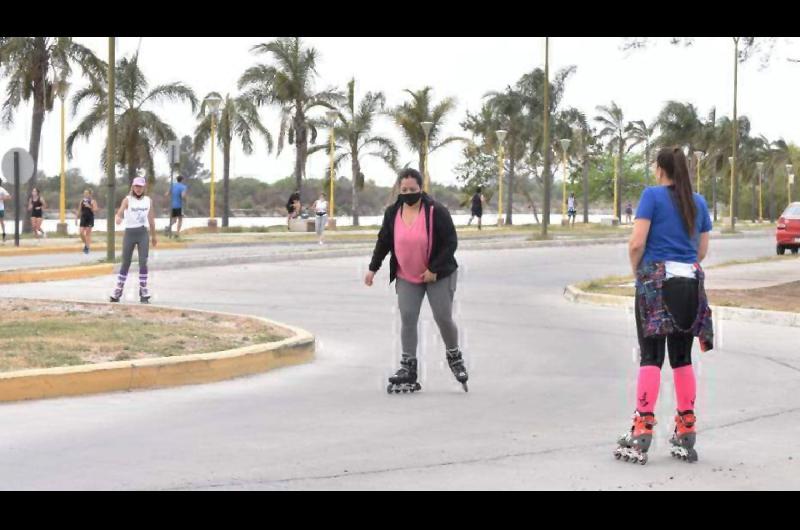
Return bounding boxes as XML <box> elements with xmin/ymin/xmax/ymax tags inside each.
<box><xmin>171</xmin><ymin>182</ymin><xmax>187</xmax><ymax>209</ymax></box>
<box><xmin>636</xmin><ymin>186</ymin><xmax>712</xmax><ymax>264</ymax></box>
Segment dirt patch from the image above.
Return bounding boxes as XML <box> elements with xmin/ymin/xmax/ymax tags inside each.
<box><xmin>0</xmin><ymin>299</ymin><xmax>291</xmax><ymax>372</ymax></box>
<box><xmin>708</xmin><ymin>281</ymin><xmax>800</xmax><ymax>313</ymax></box>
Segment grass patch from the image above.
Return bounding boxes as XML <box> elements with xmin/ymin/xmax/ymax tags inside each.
<box><xmin>0</xmin><ymin>300</ymin><xmax>289</xmax><ymax>372</ymax></box>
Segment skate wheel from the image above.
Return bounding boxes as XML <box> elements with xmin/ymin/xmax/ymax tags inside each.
<box><xmin>639</xmin><ymin>454</ymin><xmax>648</xmax><ymax>465</ymax></box>
<box><xmin>462</xmin><ymin>382</ymin><xmax>469</xmax><ymax>393</ymax></box>
<box><xmin>401</xmin><ymin>388</ymin><xmax>408</xmax><ymax>393</ymax></box>
<box><xmin>386</xmin><ymin>385</ymin><xmax>393</xmax><ymax>394</ymax></box>
<box><xmin>614</xmin><ymin>452</ymin><xmax>621</xmax><ymax>460</ymax></box>
<box><xmin>623</xmin><ymin>455</ymin><xmax>630</xmax><ymax>462</ymax></box>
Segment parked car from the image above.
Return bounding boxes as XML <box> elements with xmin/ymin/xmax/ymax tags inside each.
<box><xmin>776</xmin><ymin>202</ymin><xmax>800</xmax><ymax>255</ymax></box>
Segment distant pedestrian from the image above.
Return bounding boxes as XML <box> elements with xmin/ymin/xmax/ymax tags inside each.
<box><xmin>567</xmin><ymin>192</ymin><xmax>577</xmax><ymax>227</ymax></box>
<box><xmin>166</xmin><ymin>175</ymin><xmax>188</xmax><ymax>238</ymax></box>
<box><xmin>625</xmin><ymin>201</ymin><xmax>633</xmax><ymax>224</ymax></box>
<box><xmin>467</xmin><ymin>186</ymin><xmax>485</xmax><ymax>230</ymax></box>
<box><xmin>28</xmin><ymin>187</ymin><xmax>47</xmax><ymax>240</ymax></box>
<box><xmin>312</xmin><ymin>192</ymin><xmax>329</xmax><ymax>245</ymax></box>
<box><xmin>75</xmin><ymin>188</ymin><xmax>98</xmax><ymax>254</ymax></box>
<box><xmin>0</xmin><ymin>178</ymin><xmax>9</xmax><ymax>244</ymax></box>
<box><xmin>286</xmin><ymin>190</ymin><xmax>301</xmax><ymax>228</ymax></box>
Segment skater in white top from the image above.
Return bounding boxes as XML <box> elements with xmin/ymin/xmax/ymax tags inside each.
<box><xmin>312</xmin><ymin>192</ymin><xmax>329</xmax><ymax>245</ymax></box>
<box><xmin>110</xmin><ymin>177</ymin><xmax>157</xmax><ymax>303</ymax></box>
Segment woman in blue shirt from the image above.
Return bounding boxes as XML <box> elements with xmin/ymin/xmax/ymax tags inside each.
<box><xmin>615</xmin><ymin>147</ymin><xmax>712</xmax><ymax>465</ymax></box>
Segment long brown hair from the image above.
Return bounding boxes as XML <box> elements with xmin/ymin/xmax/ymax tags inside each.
<box><xmin>656</xmin><ymin>147</ymin><xmax>696</xmax><ymax>236</ymax></box>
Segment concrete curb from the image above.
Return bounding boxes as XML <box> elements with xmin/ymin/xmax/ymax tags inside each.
<box><xmin>0</xmin><ymin>300</ymin><xmax>315</xmax><ymax>403</ymax></box>
<box><xmin>0</xmin><ymin>263</ymin><xmax>114</xmax><ymax>284</ymax></box>
<box><xmin>0</xmin><ymin>241</ymin><xmax>187</xmax><ymax>257</ymax></box>
<box><xmin>563</xmin><ymin>283</ymin><xmax>800</xmax><ymax>328</ymax></box>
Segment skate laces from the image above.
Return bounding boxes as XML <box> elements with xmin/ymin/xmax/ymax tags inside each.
<box><xmin>631</xmin><ymin>412</ymin><xmax>656</xmax><ymax>434</ymax></box>
<box><xmin>674</xmin><ymin>411</ymin><xmax>696</xmax><ymax>433</ymax></box>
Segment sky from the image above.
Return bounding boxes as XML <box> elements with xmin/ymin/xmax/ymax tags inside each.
<box><xmin>1</xmin><ymin>37</ymin><xmax>799</xmax><ymax>189</ymax></box>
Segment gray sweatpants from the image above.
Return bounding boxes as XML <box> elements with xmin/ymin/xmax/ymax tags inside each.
<box><xmin>114</xmin><ymin>226</ymin><xmax>149</xmax><ymax>298</ymax></box>
<box><xmin>396</xmin><ymin>271</ymin><xmax>459</xmax><ymax>359</ymax></box>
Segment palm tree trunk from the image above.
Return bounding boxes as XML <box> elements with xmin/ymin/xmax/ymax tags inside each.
<box><xmin>24</xmin><ymin>85</ymin><xmax>46</xmax><ymax>233</ymax></box>
<box><xmin>769</xmin><ymin>169</ymin><xmax>776</xmax><ymax>221</ymax></box>
<box><xmin>506</xmin><ymin>156</ymin><xmax>515</xmax><ymax>225</ymax></box>
<box><xmin>617</xmin><ymin>144</ymin><xmax>624</xmax><ymax>221</ymax></box>
<box><xmin>712</xmin><ymin>170</ymin><xmax>718</xmax><ymax>221</ymax></box>
<box><xmin>582</xmin><ymin>156</ymin><xmax>589</xmax><ymax>223</ymax></box>
<box><xmin>293</xmin><ymin>110</ymin><xmax>306</xmax><ymax>192</ymax></box>
<box><xmin>223</xmin><ymin>141</ymin><xmax>231</xmax><ymax>228</ymax></box>
<box><xmin>751</xmin><ymin>178</ymin><xmax>757</xmax><ymax>222</ymax></box>
<box><xmin>351</xmin><ymin>154</ymin><xmax>360</xmax><ymax>227</ymax></box>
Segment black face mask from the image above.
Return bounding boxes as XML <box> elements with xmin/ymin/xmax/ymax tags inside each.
<box><xmin>400</xmin><ymin>192</ymin><xmax>421</xmax><ymax>206</ymax></box>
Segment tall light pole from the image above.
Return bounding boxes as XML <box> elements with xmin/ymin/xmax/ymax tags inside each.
<box><xmin>694</xmin><ymin>151</ymin><xmax>704</xmax><ymax>195</ymax></box>
<box><xmin>205</xmin><ymin>95</ymin><xmax>221</xmax><ymax>230</ymax></box>
<box><xmin>421</xmin><ymin>121</ymin><xmax>433</xmax><ymax>193</ymax></box>
<box><xmin>56</xmin><ymin>79</ymin><xmax>69</xmax><ymax>236</ymax></box>
<box><xmin>541</xmin><ymin>37</ymin><xmax>551</xmax><ymax>238</ymax></box>
<box><xmin>728</xmin><ymin>156</ymin><xmax>735</xmax><ymax>221</ymax></box>
<box><xmin>106</xmin><ymin>37</ymin><xmax>116</xmax><ymax>262</ymax></box>
<box><xmin>614</xmin><ymin>153</ymin><xmax>620</xmax><ymax>222</ymax></box>
<box><xmin>326</xmin><ymin>109</ymin><xmax>338</xmax><ymax>227</ymax></box>
<box><xmin>559</xmin><ymin>138</ymin><xmax>571</xmax><ymax>225</ymax></box>
<box><xmin>756</xmin><ymin>161</ymin><xmax>764</xmax><ymax>222</ymax></box>
<box><xmin>730</xmin><ymin>37</ymin><xmax>740</xmax><ymax>232</ymax></box>
<box><xmin>787</xmin><ymin>163</ymin><xmax>794</xmax><ymax>207</ymax></box>
<box><xmin>495</xmin><ymin>129</ymin><xmax>507</xmax><ymax>226</ymax></box>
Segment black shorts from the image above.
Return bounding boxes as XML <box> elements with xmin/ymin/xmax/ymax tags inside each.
<box><xmin>31</xmin><ymin>212</ymin><xmax>43</xmax><ymax>219</ymax></box>
<box><xmin>471</xmin><ymin>209</ymin><xmax>483</xmax><ymax>218</ymax></box>
<box><xmin>80</xmin><ymin>215</ymin><xmax>94</xmax><ymax>228</ymax></box>
<box><xmin>171</xmin><ymin>208</ymin><xmax>183</xmax><ymax>218</ymax></box>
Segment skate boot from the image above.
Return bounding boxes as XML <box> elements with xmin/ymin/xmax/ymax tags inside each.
<box><xmin>446</xmin><ymin>348</ymin><xmax>469</xmax><ymax>392</ymax></box>
<box><xmin>109</xmin><ymin>295</ymin><xmax>120</xmax><ymax>303</ymax></box>
<box><xmin>139</xmin><ymin>288</ymin><xmax>151</xmax><ymax>304</ymax></box>
<box><xmin>614</xmin><ymin>411</ymin><xmax>656</xmax><ymax>465</ymax></box>
<box><xmin>669</xmin><ymin>410</ymin><xmax>698</xmax><ymax>462</ymax></box>
<box><xmin>387</xmin><ymin>357</ymin><xmax>421</xmax><ymax>394</ymax></box>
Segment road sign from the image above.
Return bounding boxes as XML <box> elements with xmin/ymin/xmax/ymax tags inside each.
<box><xmin>2</xmin><ymin>148</ymin><xmax>34</xmax><ymax>184</ymax></box>
<box><xmin>167</xmin><ymin>140</ymin><xmax>181</xmax><ymax>167</ymax></box>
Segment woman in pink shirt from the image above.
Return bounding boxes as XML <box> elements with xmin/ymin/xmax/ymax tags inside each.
<box><xmin>366</xmin><ymin>168</ymin><xmax>468</xmax><ymax>393</ymax></box>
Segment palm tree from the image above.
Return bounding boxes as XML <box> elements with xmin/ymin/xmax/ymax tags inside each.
<box><xmin>626</xmin><ymin>119</ymin><xmax>657</xmax><ymax>184</ymax></box>
<box><xmin>655</xmin><ymin>101</ymin><xmax>703</xmax><ymax>179</ymax></box>
<box><xmin>0</xmin><ymin>37</ymin><xmax>103</xmax><ymax>229</ymax></box>
<box><xmin>238</xmin><ymin>37</ymin><xmax>343</xmax><ymax>192</ymax></box>
<box><xmin>389</xmin><ymin>86</ymin><xmax>467</xmax><ymax>178</ymax></box>
<box><xmin>594</xmin><ymin>101</ymin><xmax>630</xmax><ymax>220</ymax></box>
<box><xmin>559</xmin><ymin>109</ymin><xmax>594</xmax><ymax>223</ymax></box>
<box><xmin>307</xmin><ymin>79</ymin><xmax>397</xmax><ymax>226</ymax></box>
<box><xmin>193</xmin><ymin>92</ymin><xmax>273</xmax><ymax>227</ymax></box>
<box><xmin>67</xmin><ymin>52</ymin><xmax>197</xmax><ymax>184</ymax></box>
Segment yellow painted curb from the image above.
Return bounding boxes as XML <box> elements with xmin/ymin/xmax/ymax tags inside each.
<box><xmin>0</xmin><ymin>241</ymin><xmax>187</xmax><ymax>257</ymax></box>
<box><xmin>0</xmin><ymin>301</ymin><xmax>315</xmax><ymax>403</ymax></box>
<box><xmin>0</xmin><ymin>263</ymin><xmax>115</xmax><ymax>284</ymax></box>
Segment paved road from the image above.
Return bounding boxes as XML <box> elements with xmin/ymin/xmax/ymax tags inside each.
<box><xmin>0</xmin><ymin>233</ymin><xmax>798</xmax><ymax>490</ymax></box>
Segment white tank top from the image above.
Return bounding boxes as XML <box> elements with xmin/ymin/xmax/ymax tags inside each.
<box><xmin>315</xmin><ymin>199</ymin><xmax>328</xmax><ymax>214</ymax></box>
<box><xmin>124</xmin><ymin>195</ymin><xmax>151</xmax><ymax>229</ymax></box>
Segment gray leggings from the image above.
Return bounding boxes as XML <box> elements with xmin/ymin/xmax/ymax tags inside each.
<box><xmin>114</xmin><ymin>226</ymin><xmax>149</xmax><ymax>298</ymax></box>
<box><xmin>396</xmin><ymin>271</ymin><xmax>459</xmax><ymax>358</ymax></box>
<box><xmin>315</xmin><ymin>214</ymin><xmax>327</xmax><ymax>236</ymax></box>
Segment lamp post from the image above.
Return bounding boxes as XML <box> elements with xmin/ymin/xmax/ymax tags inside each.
<box><xmin>728</xmin><ymin>156</ymin><xmax>735</xmax><ymax>222</ymax></box>
<box><xmin>326</xmin><ymin>109</ymin><xmax>338</xmax><ymax>228</ymax></box>
<box><xmin>205</xmin><ymin>95</ymin><xmax>221</xmax><ymax>230</ymax></box>
<box><xmin>495</xmin><ymin>129</ymin><xmax>507</xmax><ymax>226</ymax></box>
<box><xmin>56</xmin><ymin>79</ymin><xmax>70</xmax><ymax>236</ymax></box>
<box><xmin>541</xmin><ymin>36</ymin><xmax>551</xmax><ymax>238</ymax></box>
<box><xmin>106</xmin><ymin>37</ymin><xmax>116</xmax><ymax>262</ymax></box>
<box><xmin>787</xmin><ymin>164</ymin><xmax>794</xmax><ymax>207</ymax></box>
<box><xmin>421</xmin><ymin>121</ymin><xmax>433</xmax><ymax>193</ymax></box>
<box><xmin>756</xmin><ymin>161</ymin><xmax>764</xmax><ymax>222</ymax></box>
<box><xmin>614</xmin><ymin>153</ymin><xmax>620</xmax><ymax>222</ymax></box>
<box><xmin>694</xmin><ymin>151</ymin><xmax>704</xmax><ymax>195</ymax></box>
<box><xmin>559</xmin><ymin>138</ymin><xmax>571</xmax><ymax>225</ymax></box>
<box><xmin>730</xmin><ymin>37</ymin><xmax>740</xmax><ymax>232</ymax></box>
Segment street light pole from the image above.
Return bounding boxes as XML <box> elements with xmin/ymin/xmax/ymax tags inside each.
<box><xmin>205</xmin><ymin>95</ymin><xmax>221</xmax><ymax>230</ymax></box>
<box><xmin>541</xmin><ymin>37</ymin><xmax>551</xmax><ymax>238</ymax></box>
<box><xmin>560</xmin><ymin>138</ymin><xmax>571</xmax><ymax>225</ymax></box>
<box><xmin>614</xmin><ymin>153</ymin><xmax>619</xmax><ymax>222</ymax></box>
<box><xmin>756</xmin><ymin>161</ymin><xmax>764</xmax><ymax>222</ymax></box>
<box><xmin>421</xmin><ymin>121</ymin><xmax>433</xmax><ymax>193</ymax></box>
<box><xmin>786</xmin><ymin>164</ymin><xmax>794</xmax><ymax>207</ymax></box>
<box><xmin>106</xmin><ymin>37</ymin><xmax>116</xmax><ymax>262</ymax></box>
<box><xmin>496</xmin><ymin>129</ymin><xmax>507</xmax><ymax>227</ymax></box>
<box><xmin>694</xmin><ymin>151</ymin><xmax>704</xmax><ymax>195</ymax></box>
<box><xmin>57</xmin><ymin>80</ymin><xmax>69</xmax><ymax>236</ymax></box>
<box><xmin>730</xmin><ymin>37</ymin><xmax>740</xmax><ymax>232</ymax></box>
<box><xmin>326</xmin><ymin>110</ymin><xmax>338</xmax><ymax>227</ymax></box>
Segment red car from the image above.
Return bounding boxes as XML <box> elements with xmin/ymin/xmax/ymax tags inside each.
<box><xmin>776</xmin><ymin>202</ymin><xmax>800</xmax><ymax>255</ymax></box>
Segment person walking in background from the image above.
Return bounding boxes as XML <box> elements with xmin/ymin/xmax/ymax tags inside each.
<box><xmin>28</xmin><ymin>187</ymin><xmax>47</xmax><ymax>240</ymax></box>
<box><xmin>286</xmin><ymin>190</ymin><xmax>301</xmax><ymax>229</ymax></box>
<box><xmin>467</xmin><ymin>186</ymin><xmax>485</xmax><ymax>230</ymax></box>
<box><xmin>166</xmin><ymin>175</ymin><xmax>188</xmax><ymax>238</ymax></box>
<box><xmin>625</xmin><ymin>201</ymin><xmax>633</xmax><ymax>224</ymax></box>
<box><xmin>75</xmin><ymin>188</ymin><xmax>98</xmax><ymax>254</ymax></box>
<box><xmin>312</xmin><ymin>192</ymin><xmax>328</xmax><ymax>245</ymax></box>
<box><xmin>0</xmin><ymin>178</ymin><xmax>9</xmax><ymax>244</ymax></box>
<box><xmin>614</xmin><ymin>147</ymin><xmax>713</xmax><ymax>465</ymax></box>
<box><xmin>568</xmin><ymin>192</ymin><xmax>577</xmax><ymax>227</ymax></box>
<box><xmin>110</xmin><ymin>177</ymin><xmax>157</xmax><ymax>304</ymax></box>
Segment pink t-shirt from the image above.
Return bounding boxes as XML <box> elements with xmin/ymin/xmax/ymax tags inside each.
<box><xmin>395</xmin><ymin>207</ymin><xmax>429</xmax><ymax>284</ymax></box>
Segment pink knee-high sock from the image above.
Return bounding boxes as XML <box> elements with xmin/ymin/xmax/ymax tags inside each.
<box><xmin>673</xmin><ymin>365</ymin><xmax>696</xmax><ymax>412</ymax></box>
<box><xmin>636</xmin><ymin>366</ymin><xmax>661</xmax><ymax>414</ymax></box>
